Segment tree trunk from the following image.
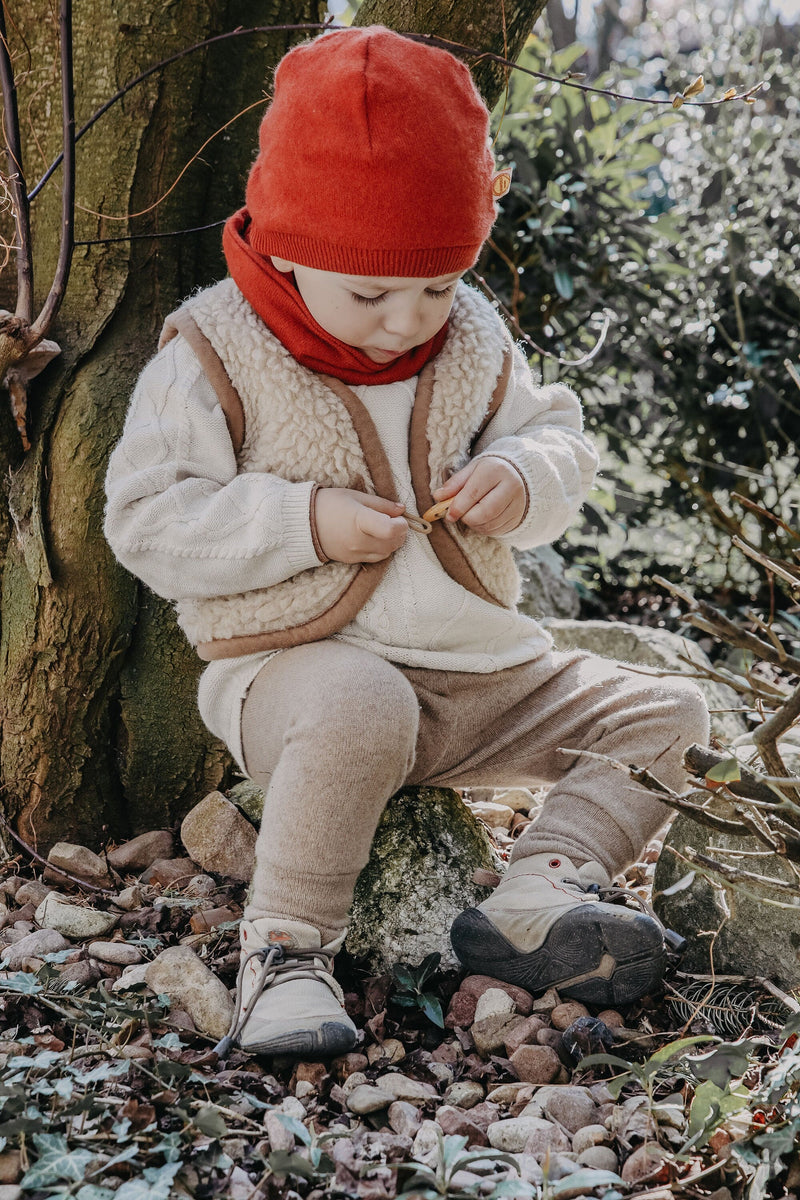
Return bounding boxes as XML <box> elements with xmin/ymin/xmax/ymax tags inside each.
<box><xmin>354</xmin><ymin>0</ymin><xmax>548</xmax><ymax>108</ymax></box>
<box><xmin>0</xmin><ymin>0</ymin><xmax>544</xmax><ymax>853</ymax></box>
<box><xmin>0</xmin><ymin>1</ymin><xmax>325</xmax><ymax>850</ymax></box>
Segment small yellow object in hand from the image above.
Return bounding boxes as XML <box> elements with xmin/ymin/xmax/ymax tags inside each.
<box><xmin>422</xmin><ymin>497</ymin><xmax>454</xmax><ymax>523</ymax></box>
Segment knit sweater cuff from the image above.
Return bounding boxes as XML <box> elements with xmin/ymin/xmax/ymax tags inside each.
<box><xmin>281</xmin><ymin>481</ymin><xmax>327</xmax><ymax>571</ymax></box>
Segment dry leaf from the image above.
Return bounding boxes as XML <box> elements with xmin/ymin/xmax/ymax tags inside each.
<box><xmin>684</xmin><ymin>75</ymin><xmax>705</xmax><ymax>97</ymax></box>
<box><xmin>672</xmin><ymin>93</ymin><xmax>685</xmax><ymax>109</ymax></box>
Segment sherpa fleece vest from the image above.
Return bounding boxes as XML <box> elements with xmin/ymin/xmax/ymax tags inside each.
<box><xmin>159</xmin><ymin>278</ymin><xmax>521</xmax><ymax>660</ymax></box>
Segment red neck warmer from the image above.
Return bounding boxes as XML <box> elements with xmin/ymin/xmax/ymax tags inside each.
<box><xmin>222</xmin><ymin>209</ymin><xmax>448</xmax><ymax>385</ymax></box>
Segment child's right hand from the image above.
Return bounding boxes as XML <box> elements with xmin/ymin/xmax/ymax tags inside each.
<box><xmin>314</xmin><ymin>488</ymin><xmax>408</xmax><ymax>563</ymax></box>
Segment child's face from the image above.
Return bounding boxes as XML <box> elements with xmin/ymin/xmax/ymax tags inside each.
<box><xmin>271</xmin><ymin>258</ymin><xmax>462</xmax><ymax>363</ymax></box>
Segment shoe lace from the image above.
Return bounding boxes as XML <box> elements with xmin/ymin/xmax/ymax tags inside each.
<box><xmin>213</xmin><ymin>943</ymin><xmax>344</xmax><ymax>1059</ymax></box>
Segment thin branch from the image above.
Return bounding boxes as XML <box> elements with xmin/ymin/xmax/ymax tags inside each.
<box><xmin>0</xmin><ymin>0</ymin><xmax>33</xmax><ymax>322</ymax></box>
<box><xmin>73</xmin><ymin>218</ymin><xmax>226</xmax><ymax>246</ymax></box>
<box><xmin>0</xmin><ymin>810</ymin><xmax>115</xmax><ymax>895</ymax></box>
<box><xmin>751</xmin><ymin>679</ymin><xmax>800</xmax><ymax>802</ymax></box>
<box><xmin>29</xmin><ymin>0</ymin><xmax>74</xmax><ymax>342</ymax></box>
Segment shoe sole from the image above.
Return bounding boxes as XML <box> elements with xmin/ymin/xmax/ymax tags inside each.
<box><xmin>450</xmin><ymin>905</ymin><xmax>666</xmax><ymax>1007</ymax></box>
<box><xmin>238</xmin><ymin>1019</ymin><xmax>357</xmax><ymax>1059</ymax></box>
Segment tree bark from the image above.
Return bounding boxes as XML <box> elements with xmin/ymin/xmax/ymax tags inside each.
<box><xmin>0</xmin><ymin>0</ymin><xmax>543</xmax><ymax>853</ymax></box>
<box><xmin>0</xmin><ymin>1</ymin><xmax>325</xmax><ymax>850</ymax></box>
<box><xmin>354</xmin><ymin>0</ymin><xmax>548</xmax><ymax>108</ymax></box>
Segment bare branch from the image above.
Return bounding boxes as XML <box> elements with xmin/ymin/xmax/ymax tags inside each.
<box><xmin>0</xmin><ymin>1</ymin><xmax>33</xmax><ymax>323</ymax></box>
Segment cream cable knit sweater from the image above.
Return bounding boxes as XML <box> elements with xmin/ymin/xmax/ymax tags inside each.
<box><xmin>105</xmin><ymin>328</ymin><xmax>598</xmax><ymax>767</ymax></box>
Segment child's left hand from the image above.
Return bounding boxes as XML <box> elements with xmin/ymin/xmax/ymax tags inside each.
<box><xmin>431</xmin><ymin>457</ymin><xmax>526</xmax><ymax>535</ymax></box>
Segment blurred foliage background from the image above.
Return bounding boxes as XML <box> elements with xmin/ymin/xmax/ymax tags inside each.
<box><xmin>478</xmin><ymin>0</ymin><xmax>800</xmax><ymax>608</ymax></box>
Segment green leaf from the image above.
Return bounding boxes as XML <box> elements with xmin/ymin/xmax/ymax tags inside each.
<box><xmin>688</xmin><ymin>1079</ymin><xmax>751</xmax><ymax>1139</ymax></box>
<box><xmin>0</xmin><ymin>972</ymin><xmax>43</xmax><ymax>994</ymax></box>
<box><xmin>548</xmin><ymin>1168</ymin><xmax>624</xmax><ymax>1195</ymax></box>
<box><xmin>648</xmin><ymin>1034</ymin><xmax>717</xmax><ymax>1065</ymax></box>
<box><xmin>275</xmin><ymin>1113</ymin><xmax>311</xmax><ymax>1145</ymax></box>
<box><xmin>688</xmin><ymin>1041</ymin><xmax>755</xmax><ymax>1087</ymax></box>
<box><xmin>704</xmin><ymin>757</ymin><xmax>742</xmax><ymax>784</ymax></box>
<box><xmin>419</xmin><ymin>993</ymin><xmax>444</xmax><ymax>1028</ymax></box>
<box><xmin>21</xmin><ymin>1137</ymin><xmax>95</xmax><ymax>1188</ymax></box>
<box><xmin>552</xmin><ymin>43</ymin><xmax>588</xmax><ymax>74</ymax></box>
<box><xmin>76</xmin><ymin>1187</ymin><xmax>117</xmax><ymax>1200</ymax></box>
<box><xmin>267</xmin><ymin>1151</ymin><xmax>316</xmax><ymax>1181</ymax></box>
<box><xmin>115</xmin><ymin>1162</ymin><xmax>181</xmax><ymax>1200</ymax></box>
<box><xmin>194</xmin><ymin>1106</ymin><xmax>228</xmax><ymax>1138</ymax></box>
<box><xmin>416</xmin><ymin>952</ymin><xmax>441</xmax><ymax>986</ymax></box>
<box><xmin>391</xmin><ymin>964</ymin><xmax>417</xmax><ymax>991</ymax></box>
<box><xmin>554</xmin><ymin>268</ymin><xmax>575</xmax><ymax>300</ymax></box>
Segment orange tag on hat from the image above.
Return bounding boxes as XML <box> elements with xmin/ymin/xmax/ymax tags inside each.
<box><xmin>492</xmin><ymin>168</ymin><xmax>513</xmax><ymax>198</ymax></box>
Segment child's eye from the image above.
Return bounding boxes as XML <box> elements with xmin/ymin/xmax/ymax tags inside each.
<box><xmin>425</xmin><ymin>284</ymin><xmax>456</xmax><ymax>299</ymax></box>
<box><xmin>351</xmin><ymin>292</ymin><xmax>387</xmax><ymax>306</ymax></box>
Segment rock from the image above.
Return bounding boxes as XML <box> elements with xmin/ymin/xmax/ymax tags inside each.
<box><xmin>0</xmin><ymin>1187</ymin><xmax>23</xmax><ymax>1200</ymax></box>
<box><xmin>572</xmin><ymin>1124</ymin><xmax>612</xmax><ymax>1155</ymax></box>
<box><xmin>295</xmin><ymin>1080</ymin><xmax>314</xmax><ymax>1099</ymax></box>
<box><xmin>474</xmin><ymin>987</ymin><xmax>517</xmax><ymax>1023</ymax></box>
<box><xmin>489</xmin><ymin>1116</ymin><xmax>567</xmax><ymax>1156</ymax></box>
<box><xmin>543</xmin><ymin>618</ymin><xmax>745</xmax><ymax>742</ymax></box>
<box><xmin>621</xmin><ymin>1143</ymin><xmax>667</xmax><ymax>1184</ymax></box>
<box><xmin>14</xmin><ymin>881</ymin><xmax>53</xmax><ymax>908</ymax></box>
<box><xmin>145</xmin><ymin>946</ymin><xmax>233</xmax><ymax>1040</ymax></box>
<box><xmin>460</xmin><ymin>975</ymin><xmax>534</xmax><ymax>1015</ymax></box>
<box><xmin>468</xmin><ymin>801</ymin><xmax>515</xmax><ymax>829</ymax></box>
<box><xmin>494</xmin><ymin>788</ymin><xmax>537</xmax><ymax>813</ymax></box>
<box><xmin>516</xmin><ymin>546</ymin><xmax>580</xmax><ymax>620</ymax></box>
<box><xmin>655</xmin><ymin>813</ymin><xmax>800</xmax><ymax>987</ymax></box>
<box><xmin>435</xmin><ymin>1105</ymin><xmax>488</xmax><ymax>1146</ymax></box>
<box><xmin>486</xmin><ymin>1082</ymin><xmax>534</xmax><ymax>1107</ymax></box>
<box><xmin>331</xmin><ymin>1052</ymin><xmax>369</xmax><ymax>1082</ymax></box>
<box><xmin>551</xmin><ymin>1001</ymin><xmax>590</xmax><ymax>1030</ymax></box>
<box><xmin>114</xmin><ymin>886</ymin><xmax>143</xmax><ymax>911</ymax></box>
<box><xmin>107</xmin><ymin>831</ymin><xmax>174</xmax><ymax>873</ymax></box>
<box><xmin>55</xmin><ymin>958</ymin><xmax>103</xmax><ymax>988</ymax></box>
<box><xmin>522</xmin><ymin>1118</ymin><xmax>572</xmax><ymax>1160</ymax></box>
<box><xmin>504</xmin><ymin>1015</ymin><xmax>547</xmax><ymax>1057</ymax></box>
<box><xmin>471</xmin><ymin>1013</ymin><xmax>521</xmax><ymax>1058</ymax></box>
<box><xmin>366</xmin><ymin>1038</ymin><xmax>405</xmax><ymax>1065</ymax></box>
<box><xmin>0</xmin><ymin>1149</ymin><xmax>22</xmax><ymax>1183</ymax></box>
<box><xmin>443</xmin><ymin>1081</ymin><xmax>484</xmax><ymax>1109</ymax></box>
<box><xmin>141</xmin><ymin>858</ymin><xmax>198</xmax><ymax>888</ymax></box>
<box><xmin>377</xmin><ymin>1072</ymin><xmax>437</xmax><ymax>1103</ymax></box>
<box><xmin>412</xmin><ymin>1120</ymin><xmax>441</xmax><ymax>1163</ymax></box>
<box><xmin>509</xmin><ymin>1044</ymin><xmax>561</xmax><ymax>1084</ymax></box>
<box><xmin>87</xmin><ymin>941</ymin><xmax>143</xmax><ymax>966</ymax></box>
<box><xmin>341</xmin><ymin>1072</ymin><xmax>368</xmax><ymax>1096</ymax></box>
<box><xmin>46</xmin><ymin>842</ymin><xmax>112</xmax><ymax>888</ymax></box>
<box><xmin>0</xmin><ymin>928</ymin><xmax>71</xmax><ymax>970</ymax></box>
<box><xmin>112</xmin><ymin>962</ymin><xmax>151</xmax><ymax>992</ymax></box>
<box><xmin>541</xmin><ymin>1086</ymin><xmax>598</xmax><ymax>1133</ymax></box>
<box><xmin>227</xmin><ymin>779</ymin><xmax>267</xmax><ymax>824</ymax></box>
<box><xmin>427</xmin><ymin>1061</ymin><xmax>454</xmax><ymax>1086</ymax></box>
<box><xmin>530</xmin><ymin>986</ymin><xmax>560</xmax><ymax>1015</ymax></box>
<box><xmin>185</xmin><ymin>874</ymin><xmax>217</xmax><ymax>897</ymax></box>
<box><xmin>388</xmin><ymin>1101</ymin><xmax>422</xmax><ymax>1138</ymax></box>
<box><xmin>462</xmin><ymin>1102</ymin><xmax>500</xmax><ymax>1132</ymax></box>
<box><xmin>34</xmin><ymin>895</ymin><xmax>117</xmax><ymax>940</ymax></box>
<box><xmin>189</xmin><ymin>906</ymin><xmax>240</xmax><ymax>933</ymax></box>
<box><xmin>347</xmin><ymin>788</ymin><xmax>498</xmax><ymax>971</ymax></box>
<box><xmin>264</xmin><ymin>1109</ymin><xmax>294</xmax><ymax>1152</ymax></box>
<box><xmin>180</xmin><ymin>792</ymin><xmax>257</xmax><ymax>883</ymax></box>
<box><xmin>537</xmin><ymin>1027</ymin><xmax>570</xmax><ymax>1064</ymax></box>
<box><xmin>346</xmin><ymin>1084</ymin><xmax>394</xmax><ymax>1114</ymax></box>
<box><xmin>578</xmin><ymin>1146</ymin><xmax>619</xmax><ymax>1171</ymax></box>
<box><xmin>445</xmin><ymin>989</ymin><xmax>478</xmax><ymax>1028</ymax></box>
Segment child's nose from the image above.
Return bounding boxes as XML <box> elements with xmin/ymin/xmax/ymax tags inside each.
<box><xmin>383</xmin><ymin>303</ymin><xmax>424</xmax><ymax>340</ymax></box>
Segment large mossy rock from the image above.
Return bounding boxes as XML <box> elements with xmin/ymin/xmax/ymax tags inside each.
<box><xmin>228</xmin><ymin>782</ymin><xmax>499</xmax><ymax>973</ymax></box>
<box><xmin>653</xmin><ymin>813</ymin><xmax>800</xmax><ymax>988</ymax></box>
<box><xmin>347</xmin><ymin>787</ymin><xmax>498</xmax><ymax>972</ymax></box>
<box><xmin>542</xmin><ymin>619</ymin><xmax>746</xmax><ymax>743</ymax></box>
<box><xmin>516</xmin><ymin>546</ymin><xmax>580</xmax><ymax>620</ymax></box>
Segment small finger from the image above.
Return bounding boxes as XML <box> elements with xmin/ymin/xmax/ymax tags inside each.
<box><xmin>459</xmin><ymin>486</ymin><xmax>510</xmax><ymax>530</ymax></box>
<box><xmin>358</xmin><ymin>494</ymin><xmax>406</xmax><ymax>515</ymax></box>
<box><xmin>432</xmin><ymin>463</ymin><xmax>475</xmax><ymax>501</ymax></box>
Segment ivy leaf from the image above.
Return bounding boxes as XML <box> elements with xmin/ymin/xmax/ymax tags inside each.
<box><xmin>391</xmin><ymin>964</ymin><xmax>417</xmax><ymax>991</ymax></box>
<box><xmin>548</xmin><ymin>1168</ymin><xmax>624</xmax><ymax>1195</ymax></box>
<box><xmin>114</xmin><ymin>1162</ymin><xmax>182</xmax><ymax>1200</ymax></box>
<box><xmin>0</xmin><ymin>972</ymin><xmax>43</xmax><ymax>994</ymax></box>
<box><xmin>21</xmin><ymin>1135</ymin><xmax>95</xmax><ymax>1187</ymax></box>
<box><xmin>267</xmin><ymin>1151</ymin><xmax>316</xmax><ymax>1181</ymax></box>
<box><xmin>193</xmin><ymin>1106</ymin><xmax>228</xmax><ymax>1138</ymax></box>
<box><xmin>275</xmin><ymin>1113</ymin><xmax>311</xmax><ymax>1145</ymax></box>
<box><xmin>688</xmin><ymin>1041</ymin><xmax>755</xmax><ymax>1087</ymax></box>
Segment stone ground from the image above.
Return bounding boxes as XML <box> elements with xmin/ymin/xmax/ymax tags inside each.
<box><xmin>1</xmin><ymin>798</ymin><xmax>799</xmax><ymax>1200</ymax></box>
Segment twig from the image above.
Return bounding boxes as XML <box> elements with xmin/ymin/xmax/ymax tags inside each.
<box><xmin>0</xmin><ymin>810</ymin><xmax>115</xmax><ymax>895</ymax></box>
<box><xmin>688</xmin><ymin>849</ymin><xmax>800</xmax><ymax>895</ymax></box>
<box><xmin>751</xmin><ymin>680</ymin><xmax>800</xmax><ymax>803</ymax></box>
<box><xmin>731</xmin><ymin>536</ymin><xmax>800</xmax><ymax>591</ymax></box>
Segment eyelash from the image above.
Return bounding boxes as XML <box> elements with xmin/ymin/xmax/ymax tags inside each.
<box><xmin>351</xmin><ymin>284</ymin><xmax>456</xmax><ymax>307</ymax></box>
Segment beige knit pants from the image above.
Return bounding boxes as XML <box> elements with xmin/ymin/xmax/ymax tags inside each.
<box><xmin>241</xmin><ymin>641</ymin><xmax>709</xmax><ymax>942</ymax></box>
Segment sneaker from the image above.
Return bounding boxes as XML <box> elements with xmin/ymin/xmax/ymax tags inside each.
<box><xmin>450</xmin><ymin>853</ymin><xmax>666</xmax><ymax>1007</ymax></box>
<box><xmin>215</xmin><ymin>918</ymin><xmax>358</xmax><ymax>1058</ymax></box>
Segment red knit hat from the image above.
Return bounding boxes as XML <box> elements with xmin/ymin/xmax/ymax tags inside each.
<box><xmin>244</xmin><ymin>26</ymin><xmax>498</xmax><ymax>277</ymax></box>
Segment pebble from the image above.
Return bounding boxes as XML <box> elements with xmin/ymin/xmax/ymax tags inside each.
<box><xmin>474</xmin><ymin>987</ymin><xmax>517</xmax><ymax>1023</ymax></box>
<box><xmin>14</xmin><ymin>881</ymin><xmax>53</xmax><ymax>908</ymax></box>
<box><xmin>141</xmin><ymin>858</ymin><xmax>198</xmax><ymax>888</ymax></box>
<box><xmin>571</xmin><ymin>1124</ymin><xmax>612</xmax><ymax>1155</ymax></box>
<box><xmin>443</xmin><ymin>1081</ymin><xmax>484</xmax><ymax>1109</ymax></box>
<box><xmin>493</xmin><ymin>787</ymin><xmax>537</xmax><ymax>813</ymax></box>
<box><xmin>114</xmin><ymin>886</ymin><xmax>142</xmax><ymax>911</ymax></box>
<box><xmin>577</xmin><ymin>1145</ymin><xmax>619</xmax><ymax>1171</ymax></box>
<box><xmin>504</xmin><ymin>1014</ymin><xmax>546</xmax><ymax>1057</ymax></box>
<box><xmin>112</xmin><ymin>963</ymin><xmax>151</xmax><ymax>992</ymax></box>
<box><xmin>0</xmin><ymin>928</ymin><xmax>71</xmax><ymax>971</ymax></box>
<box><xmin>524</xmin><ymin>1118</ymin><xmax>572</xmax><ymax>1159</ymax></box>
<box><xmin>435</xmin><ymin>1105</ymin><xmax>488</xmax><ymax>1146</ymax></box>
<box><xmin>87</xmin><ymin>940</ymin><xmax>143</xmax><ymax>966</ymax></box>
<box><xmin>0</xmin><ymin>1149</ymin><xmax>22</xmax><ymax>1183</ymax></box>
<box><xmin>463</xmin><ymin>1102</ymin><xmax>500</xmax><ymax>1132</ymax></box>
<box><xmin>56</xmin><ymin>959</ymin><xmax>103</xmax><ymax>988</ymax></box>
<box><xmin>471</xmin><ymin>1012</ymin><xmax>521</xmax><ymax>1057</ymax></box>
<box><xmin>388</xmin><ymin>1101</ymin><xmax>422</xmax><ymax>1138</ymax></box>
<box><xmin>542</xmin><ymin>1086</ymin><xmax>599</xmax><ymax>1133</ymax></box>
<box><xmin>445</xmin><ymin>989</ymin><xmax>477</xmax><ymax>1028</ymax></box>
<box><xmin>468</xmin><ymin>800</ymin><xmax>515</xmax><ymax>829</ymax></box>
<box><xmin>621</xmin><ymin>1142</ymin><xmax>667</xmax><ymax>1184</ymax></box>
<box><xmin>377</xmin><ymin>1073</ymin><xmax>437</xmax><ymax>1103</ymax></box>
<box><xmin>0</xmin><ymin>1187</ymin><xmax>23</xmax><ymax>1200</ymax></box>
<box><xmin>107</xmin><ymin>830</ymin><xmax>175</xmax><ymax>873</ymax></box>
<box><xmin>185</xmin><ymin>874</ymin><xmax>218</xmax><ymax>897</ymax></box>
<box><xmin>180</xmin><ymin>792</ymin><xmax>257</xmax><ymax>883</ymax></box>
<box><xmin>145</xmin><ymin>945</ymin><xmax>233</xmax><ymax>1040</ymax></box>
<box><xmin>35</xmin><ymin>895</ymin><xmax>117</xmax><ymax>941</ymax></box>
<box><xmin>487</xmin><ymin>1116</ymin><xmax>557</xmax><ymax>1155</ymax></box>
<box><xmin>486</xmin><ymin>1082</ymin><xmax>535</xmax><ymax>1107</ymax></box>
<box><xmin>461</xmin><ymin>975</ymin><xmax>534</xmax><ymax>1015</ymax></box>
<box><xmin>427</xmin><ymin>1061</ymin><xmax>454</xmax><ymax>1086</ymax></box>
<box><xmin>509</xmin><ymin>1044</ymin><xmax>561</xmax><ymax>1084</ymax></box>
<box><xmin>412</xmin><ymin>1120</ymin><xmax>441</xmax><ymax>1163</ymax></box>
<box><xmin>596</xmin><ymin>1008</ymin><xmax>624</xmax><ymax>1029</ymax></box>
<box><xmin>431</xmin><ymin>1041</ymin><xmax>462</xmax><ymax>1064</ymax></box>
<box><xmin>341</xmin><ymin>1072</ymin><xmax>368</xmax><ymax>1096</ymax></box>
<box><xmin>294</xmin><ymin>1062</ymin><xmax>327</xmax><ymax>1089</ymax></box>
<box><xmin>366</xmin><ymin>1037</ymin><xmax>405</xmax><ymax>1065</ymax></box>
<box><xmin>264</xmin><ymin>1109</ymin><xmax>294</xmax><ymax>1152</ymax></box>
<box><xmin>189</xmin><ymin>905</ymin><xmax>240</xmax><ymax>933</ymax></box>
<box><xmin>46</xmin><ymin>842</ymin><xmax>111</xmax><ymax>888</ymax></box>
<box><xmin>280</xmin><ymin>1096</ymin><xmax>306</xmax><ymax>1120</ymax></box>
<box><xmin>331</xmin><ymin>1052</ymin><xmax>369</xmax><ymax>1082</ymax></box>
<box><xmin>346</xmin><ymin>1084</ymin><xmax>394</xmax><ymax>1114</ymax></box>
<box><xmin>530</xmin><ymin>987</ymin><xmax>560</xmax><ymax>1015</ymax></box>
<box><xmin>551</xmin><ymin>1001</ymin><xmax>590</xmax><ymax>1031</ymax></box>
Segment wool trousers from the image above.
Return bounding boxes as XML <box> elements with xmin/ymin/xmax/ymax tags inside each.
<box><xmin>241</xmin><ymin>640</ymin><xmax>709</xmax><ymax>943</ymax></box>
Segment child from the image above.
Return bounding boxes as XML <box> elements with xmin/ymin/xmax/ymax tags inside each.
<box><xmin>105</xmin><ymin>26</ymin><xmax>709</xmax><ymax>1058</ymax></box>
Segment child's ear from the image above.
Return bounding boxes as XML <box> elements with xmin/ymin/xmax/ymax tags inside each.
<box><xmin>270</xmin><ymin>256</ymin><xmax>295</xmax><ymax>273</ymax></box>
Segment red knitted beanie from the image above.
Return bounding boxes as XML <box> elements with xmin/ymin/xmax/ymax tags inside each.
<box><xmin>244</xmin><ymin>26</ymin><xmax>498</xmax><ymax>276</ymax></box>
